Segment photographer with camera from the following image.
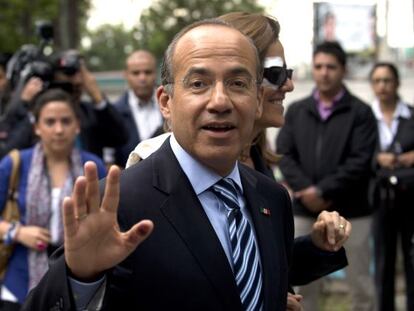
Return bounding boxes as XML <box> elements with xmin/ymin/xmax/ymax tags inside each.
<box><xmin>49</xmin><ymin>50</ymin><xmax>129</xmax><ymax>158</ymax></box>
<box><xmin>0</xmin><ymin>74</ymin><xmax>42</xmax><ymax>159</ymax></box>
<box><xmin>1</xmin><ymin>21</ymin><xmax>129</xmax><ymax>160</ymax></box>
<box><xmin>1</xmin><ymin>50</ymin><xmax>129</xmax><ymax>160</ymax></box>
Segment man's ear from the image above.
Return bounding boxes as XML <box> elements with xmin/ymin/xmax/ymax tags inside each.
<box><xmin>255</xmin><ymin>85</ymin><xmax>264</xmax><ymax>120</ymax></box>
<box><xmin>157</xmin><ymin>85</ymin><xmax>172</xmax><ymax>119</ymax></box>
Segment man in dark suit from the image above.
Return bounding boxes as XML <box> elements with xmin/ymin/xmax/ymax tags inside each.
<box><xmin>22</xmin><ymin>20</ymin><xmax>347</xmax><ymax>311</ymax></box>
<box><xmin>111</xmin><ymin>50</ymin><xmax>163</xmax><ymax>166</ymax></box>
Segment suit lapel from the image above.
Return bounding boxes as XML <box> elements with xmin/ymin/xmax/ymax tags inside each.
<box><xmin>240</xmin><ymin>165</ymin><xmax>281</xmax><ymax>311</ymax></box>
<box><xmin>151</xmin><ymin>141</ymin><xmax>241</xmax><ymax>309</ymax></box>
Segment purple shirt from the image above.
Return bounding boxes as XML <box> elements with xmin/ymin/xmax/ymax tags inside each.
<box><xmin>313</xmin><ymin>88</ymin><xmax>345</xmax><ymax>121</ymax></box>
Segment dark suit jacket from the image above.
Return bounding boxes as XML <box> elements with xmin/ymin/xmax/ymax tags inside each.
<box><xmin>77</xmin><ymin>99</ymin><xmax>129</xmax><ymax>159</ymax></box>
<box><xmin>250</xmin><ymin>145</ymin><xmax>348</xmax><ymax>286</ymax></box>
<box><xmin>113</xmin><ymin>91</ymin><xmax>163</xmax><ymax>166</ymax></box>
<box><xmin>22</xmin><ymin>139</ymin><xmax>294</xmax><ymax>311</ymax></box>
<box><xmin>277</xmin><ymin>88</ymin><xmax>377</xmax><ymax>218</ymax></box>
<box><xmin>370</xmin><ymin>105</ymin><xmax>414</xmax><ymax>208</ymax></box>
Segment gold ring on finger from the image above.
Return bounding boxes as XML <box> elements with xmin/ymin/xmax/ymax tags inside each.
<box><xmin>76</xmin><ymin>214</ymin><xmax>87</xmax><ymax>221</ymax></box>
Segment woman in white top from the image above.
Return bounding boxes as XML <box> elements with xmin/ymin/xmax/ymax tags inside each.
<box><xmin>369</xmin><ymin>62</ymin><xmax>414</xmax><ymax>311</ymax></box>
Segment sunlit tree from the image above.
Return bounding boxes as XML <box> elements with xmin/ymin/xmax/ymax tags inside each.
<box><xmin>137</xmin><ymin>0</ymin><xmax>264</xmax><ymax>60</ymax></box>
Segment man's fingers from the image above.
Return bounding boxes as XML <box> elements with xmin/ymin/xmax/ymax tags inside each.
<box><xmin>72</xmin><ymin>176</ymin><xmax>88</xmax><ymax>219</ymax></box>
<box><xmin>62</xmin><ymin>197</ymin><xmax>77</xmax><ymax>239</ymax></box>
<box><xmin>84</xmin><ymin>162</ymin><xmax>101</xmax><ymax>214</ymax></box>
<box><xmin>124</xmin><ymin>220</ymin><xmax>154</xmax><ymax>249</ymax></box>
<box><xmin>101</xmin><ymin>165</ymin><xmax>121</xmax><ymax>214</ymax></box>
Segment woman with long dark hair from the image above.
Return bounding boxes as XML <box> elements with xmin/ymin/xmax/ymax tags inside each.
<box><xmin>0</xmin><ymin>89</ymin><xmax>106</xmax><ymax>310</ymax></box>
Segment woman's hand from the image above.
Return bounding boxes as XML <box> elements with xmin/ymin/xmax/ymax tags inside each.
<box><xmin>397</xmin><ymin>151</ymin><xmax>414</xmax><ymax>167</ymax></box>
<box><xmin>15</xmin><ymin>225</ymin><xmax>51</xmax><ymax>251</ymax></box>
<box><xmin>286</xmin><ymin>293</ymin><xmax>303</xmax><ymax>311</ymax></box>
<box><xmin>377</xmin><ymin>152</ymin><xmax>397</xmax><ymax>169</ymax></box>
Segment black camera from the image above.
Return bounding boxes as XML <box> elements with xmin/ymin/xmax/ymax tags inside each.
<box><xmin>54</xmin><ymin>50</ymin><xmax>82</xmax><ymax>76</ymax></box>
<box><xmin>7</xmin><ymin>21</ymin><xmax>84</xmax><ymax>98</ymax></box>
<box><xmin>6</xmin><ymin>21</ymin><xmax>54</xmax><ymax>90</ymax></box>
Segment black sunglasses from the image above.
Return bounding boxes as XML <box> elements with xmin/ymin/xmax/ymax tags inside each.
<box><xmin>263</xmin><ymin>66</ymin><xmax>293</xmax><ymax>88</ymax></box>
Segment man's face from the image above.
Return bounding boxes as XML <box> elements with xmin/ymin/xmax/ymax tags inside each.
<box><xmin>312</xmin><ymin>52</ymin><xmax>345</xmax><ymax>95</ymax></box>
<box><xmin>125</xmin><ymin>53</ymin><xmax>156</xmax><ymax>101</ymax></box>
<box><xmin>158</xmin><ymin>25</ymin><xmax>262</xmax><ymax>176</ymax></box>
<box><xmin>0</xmin><ymin>67</ymin><xmax>7</xmax><ymax>93</ymax></box>
<box><xmin>54</xmin><ymin>71</ymin><xmax>83</xmax><ymax>104</ymax></box>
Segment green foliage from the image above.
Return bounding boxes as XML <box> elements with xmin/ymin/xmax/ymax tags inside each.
<box><xmin>81</xmin><ymin>0</ymin><xmax>263</xmax><ymax>71</ymax></box>
<box><xmin>0</xmin><ymin>0</ymin><xmax>59</xmax><ymax>53</ymax></box>
<box><xmin>0</xmin><ymin>0</ymin><xmax>90</xmax><ymax>53</ymax></box>
<box><xmin>81</xmin><ymin>24</ymin><xmax>140</xmax><ymax>71</ymax></box>
<box><xmin>137</xmin><ymin>0</ymin><xmax>264</xmax><ymax>60</ymax></box>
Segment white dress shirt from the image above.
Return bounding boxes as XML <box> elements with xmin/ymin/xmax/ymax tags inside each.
<box><xmin>127</xmin><ymin>90</ymin><xmax>162</xmax><ymax>141</ymax></box>
<box><xmin>371</xmin><ymin>99</ymin><xmax>411</xmax><ymax>151</ymax></box>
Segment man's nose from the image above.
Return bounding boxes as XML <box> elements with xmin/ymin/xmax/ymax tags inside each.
<box><xmin>207</xmin><ymin>82</ymin><xmax>232</xmax><ymax>113</ymax></box>
<box><xmin>320</xmin><ymin>66</ymin><xmax>330</xmax><ymax>76</ymax></box>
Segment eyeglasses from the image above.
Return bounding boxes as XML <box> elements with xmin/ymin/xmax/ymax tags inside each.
<box><xmin>262</xmin><ymin>65</ymin><xmax>293</xmax><ymax>90</ymax></box>
<box><xmin>168</xmin><ymin>75</ymin><xmax>259</xmax><ymax>97</ymax></box>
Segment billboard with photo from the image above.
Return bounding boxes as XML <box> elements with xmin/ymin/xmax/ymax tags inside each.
<box><xmin>314</xmin><ymin>2</ymin><xmax>377</xmax><ymax>56</ymax></box>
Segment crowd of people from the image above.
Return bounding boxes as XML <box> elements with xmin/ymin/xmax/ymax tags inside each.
<box><xmin>0</xmin><ymin>9</ymin><xmax>413</xmax><ymax>311</ymax></box>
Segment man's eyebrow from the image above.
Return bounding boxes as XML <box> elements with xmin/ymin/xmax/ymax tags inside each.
<box><xmin>181</xmin><ymin>66</ymin><xmax>255</xmax><ymax>83</ymax></box>
<box><xmin>182</xmin><ymin>68</ymin><xmax>212</xmax><ymax>82</ymax></box>
<box><xmin>228</xmin><ymin>67</ymin><xmax>254</xmax><ymax>78</ymax></box>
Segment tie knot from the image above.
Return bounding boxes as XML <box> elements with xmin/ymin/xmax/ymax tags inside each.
<box><xmin>211</xmin><ymin>178</ymin><xmax>240</xmax><ymax>212</ymax></box>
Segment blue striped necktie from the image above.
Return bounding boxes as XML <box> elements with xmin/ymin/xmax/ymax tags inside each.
<box><xmin>212</xmin><ymin>178</ymin><xmax>263</xmax><ymax>311</ymax></box>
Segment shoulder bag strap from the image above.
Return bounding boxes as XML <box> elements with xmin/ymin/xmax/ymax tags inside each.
<box><xmin>7</xmin><ymin>149</ymin><xmax>21</xmax><ymax>200</ymax></box>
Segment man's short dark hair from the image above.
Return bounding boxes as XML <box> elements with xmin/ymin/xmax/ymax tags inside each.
<box><xmin>313</xmin><ymin>41</ymin><xmax>346</xmax><ymax>67</ymax></box>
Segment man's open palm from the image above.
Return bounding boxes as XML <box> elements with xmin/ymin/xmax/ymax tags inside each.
<box><xmin>62</xmin><ymin>162</ymin><xmax>153</xmax><ymax>280</ymax></box>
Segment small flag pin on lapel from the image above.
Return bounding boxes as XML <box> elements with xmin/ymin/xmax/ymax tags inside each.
<box><xmin>260</xmin><ymin>207</ymin><xmax>271</xmax><ymax>216</ymax></box>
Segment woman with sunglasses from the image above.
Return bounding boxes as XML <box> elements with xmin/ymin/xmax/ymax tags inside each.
<box><xmin>219</xmin><ymin>11</ymin><xmax>351</xmax><ymax>311</ymax></box>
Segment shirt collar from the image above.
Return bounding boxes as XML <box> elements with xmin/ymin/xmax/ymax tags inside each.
<box><xmin>371</xmin><ymin>99</ymin><xmax>411</xmax><ymax>121</ymax></box>
<box><xmin>169</xmin><ymin>134</ymin><xmax>243</xmax><ymax>195</ymax></box>
<box><xmin>313</xmin><ymin>88</ymin><xmax>345</xmax><ymax>108</ymax></box>
<box><xmin>128</xmin><ymin>89</ymin><xmax>156</xmax><ymax>107</ymax></box>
